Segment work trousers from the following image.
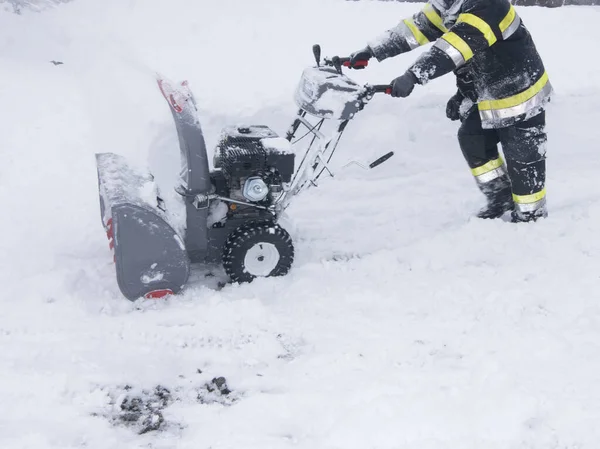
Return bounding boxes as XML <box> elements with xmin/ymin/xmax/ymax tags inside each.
<box><xmin>457</xmin><ymin>109</ymin><xmax>547</xmax><ymax>210</ymax></box>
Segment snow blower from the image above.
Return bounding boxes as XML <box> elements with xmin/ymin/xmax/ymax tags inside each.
<box><xmin>95</xmin><ymin>45</ymin><xmax>395</xmax><ymax>301</ymax></box>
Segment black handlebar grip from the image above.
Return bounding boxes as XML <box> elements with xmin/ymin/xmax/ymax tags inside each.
<box><xmin>372</xmin><ymin>85</ymin><xmax>392</xmax><ymax>95</ymax></box>
<box><xmin>369</xmin><ymin>151</ymin><xmax>394</xmax><ymax>169</ymax></box>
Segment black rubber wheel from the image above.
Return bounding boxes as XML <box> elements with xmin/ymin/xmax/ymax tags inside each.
<box><xmin>223</xmin><ymin>222</ymin><xmax>294</xmax><ymax>283</ymax></box>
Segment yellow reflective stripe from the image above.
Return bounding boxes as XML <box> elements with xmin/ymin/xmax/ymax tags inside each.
<box><xmin>513</xmin><ymin>188</ymin><xmax>546</xmax><ymax>204</ymax></box>
<box><xmin>404</xmin><ymin>19</ymin><xmax>430</xmax><ymax>46</ymax></box>
<box><xmin>456</xmin><ymin>13</ymin><xmax>497</xmax><ymax>46</ymax></box>
<box><xmin>423</xmin><ymin>3</ymin><xmax>448</xmax><ymax>33</ymax></box>
<box><xmin>471</xmin><ymin>157</ymin><xmax>504</xmax><ymax>177</ymax></box>
<box><xmin>479</xmin><ymin>72</ymin><xmax>549</xmax><ymax>111</ymax></box>
<box><xmin>441</xmin><ymin>32</ymin><xmax>474</xmax><ymax>62</ymax></box>
<box><xmin>499</xmin><ymin>5</ymin><xmax>516</xmax><ymax>33</ymax></box>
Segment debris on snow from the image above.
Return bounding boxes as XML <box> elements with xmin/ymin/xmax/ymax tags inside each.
<box><xmin>94</xmin><ymin>375</ymin><xmax>238</xmax><ymax>435</ymax></box>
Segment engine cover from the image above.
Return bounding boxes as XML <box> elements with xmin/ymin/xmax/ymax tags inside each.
<box><xmin>215</xmin><ymin>125</ymin><xmax>295</xmax><ymax>182</ymax></box>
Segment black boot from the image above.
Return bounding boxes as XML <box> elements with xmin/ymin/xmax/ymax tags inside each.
<box><xmin>511</xmin><ymin>202</ymin><xmax>547</xmax><ymax>223</ymax></box>
<box><xmin>476</xmin><ymin>176</ymin><xmax>514</xmax><ymax>219</ymax></box>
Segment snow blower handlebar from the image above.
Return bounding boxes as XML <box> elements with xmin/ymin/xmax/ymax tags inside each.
<box><xmin>324</xmin><ymin>56</ymin><xmax>392</xmax><ymax>96</ymax></box>
<box><xmin>329</xmin><ymin>56</ymin><xmax>369</xmax><ymax>70</ymax></box>
<box><xmin>366</xmin><ymin>84</ymin><xmax>392</xmax><ymax>95</ymax></box>
<box><xmin>324</xmin><ymin>57</ymin><xmax>391</xmax><ymax>96</ymax></box>
<box><xmin>313</xmin><ymin>44</ymin><xmax>369</xmax><ymax>70</ymax></box>
<box><xmin>281</xmin><ymin>48</ymin><xmax>396</xmax><ymax>209</ymax></box>
<box><xmin>323</xmin><ymin>55</ymin><xmax>369</xmax><ymax>74</ymax></box>
<box><xmin>311</xmin><ymin>45</ymin><xmax>391</xmax><ymax>96</ymax></box>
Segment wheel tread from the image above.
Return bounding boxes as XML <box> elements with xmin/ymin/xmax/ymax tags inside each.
<box><xmin>222</xmin><ymin>222</ymin><xmax>294</xmax><ymax>283</ymax></box>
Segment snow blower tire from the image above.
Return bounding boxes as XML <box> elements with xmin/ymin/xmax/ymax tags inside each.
<box><xmin>223</xmin><ymin>222</ymin><xmax>294</xmax><ymax>283</ymax></box>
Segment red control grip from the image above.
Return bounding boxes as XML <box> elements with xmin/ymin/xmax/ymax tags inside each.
<box><xmin>343</xmin><ymin>60</ymin><xmax>369</xmax><ymax>68</ymax></box>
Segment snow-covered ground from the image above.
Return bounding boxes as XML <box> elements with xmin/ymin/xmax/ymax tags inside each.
<box><xmin>2</xmin><ymin>0</ymin><xmax>600</xmax><ymax>448</ymax></box>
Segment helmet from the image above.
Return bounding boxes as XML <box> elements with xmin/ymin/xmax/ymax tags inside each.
<box><xmin>430</xmin><ymin>0</ymin><xmax>465</xmax><ymax>27</ymax></box>
<box><xmin>430</xmin><ymin>0</ymin><xmax>465</xmax><ymax>15</ymax></box>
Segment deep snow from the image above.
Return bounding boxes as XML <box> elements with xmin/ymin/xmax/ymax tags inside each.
<box><xmin>1</xmin><ymin>1</ymin><xmax>600</xmax><ymax>448</ymax></box>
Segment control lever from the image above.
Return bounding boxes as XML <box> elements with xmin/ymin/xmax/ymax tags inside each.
<box><xmin>312</xmin><ymin>44</ymin><xmax>321</xmax><ymax>67</ymax></box>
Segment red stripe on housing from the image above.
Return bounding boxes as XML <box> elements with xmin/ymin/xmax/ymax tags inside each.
<box><xmin>106</xmin><ymin>218</ymin><xmax>114</xmax><ymax>239</ymax></box>
<box><xmin>169</xmin><ymin>94</ymin><xmax>183</xmax><ymax>113</ymax></box>
<box><xmin>144</xmin><ymin>289</ymin><xmax>174</xmax><ymax>299</ymax></box>
<box><xmin>157</xmin><ymin>79</ymin><xmax>184</xmax><ymax>113</ymax></box>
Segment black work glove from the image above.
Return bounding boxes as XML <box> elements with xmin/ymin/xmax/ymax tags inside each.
<box><xmin>348</xmin><ymin>47</ymin><xmax>373</xmax><ymax>69</ymax></box>
<box><xmin>390</xmin><ymin>71</ymin><xmax>418</xmax><ymax>98</ymax></box>
<box><xmin>446</xmin><ymin>91</ymin><xmax>464</xmax><ymax>121</ymax></box>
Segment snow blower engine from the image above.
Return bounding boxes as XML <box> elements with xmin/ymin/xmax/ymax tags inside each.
<box><xmin>95</xmin><ymin>45</ymin><xmax>394</xmax><ymax>300</ymax></box>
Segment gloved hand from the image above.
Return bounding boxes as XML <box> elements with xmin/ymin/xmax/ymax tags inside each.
<box><xmin>348</xmin><ymin>47</ymin><xmax>373</xmax><ymax>69</ymax></box>
<box><xmin>390</xmin><ymin>71</ymin><xmax>418</xmax><ymax>98</ymax></box>
<box><xmin>446</xmin><ymin>91</ymin><xmax>464</xmax><ymax>121</ymax></box>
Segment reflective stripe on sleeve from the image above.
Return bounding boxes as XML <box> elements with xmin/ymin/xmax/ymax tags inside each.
<box><xmin>499</xmin><ymin>5</ymin><xmax>521</xmax><ymax>40</ymax></box>
<box><xmin>423</xmin><ymin>3</ymin><xmax>448</xmax><ymax>33</ymax></box>
<box><xmin>386</xmin><ymin>20</ymin><xmax>424</xmax><ymax>50</ymax></box>
<box><xmin>434</xmin><ymin>32</ymin><xmax>473</xmax><ymax>67</ymax></box>
<box><xmin>403</xmin><ymin>18</ymin><xmax>430</xmax><ymax>47</ymax></box>
<box><xmin>456</xmin><ymin>13</ymin><xmax>497</xmax><ymax>46</ymax></box>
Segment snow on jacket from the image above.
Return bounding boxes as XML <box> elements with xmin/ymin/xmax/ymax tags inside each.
<box><xmin>367</xmin><ymin>0</ymin><xmax>552</xmax><ymax>129</ymax></box>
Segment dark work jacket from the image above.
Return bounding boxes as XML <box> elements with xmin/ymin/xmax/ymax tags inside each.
<box><xmin>367</xmin><ymin>0</ymin><xmax>552</xmax><ymax>129</ymax></box>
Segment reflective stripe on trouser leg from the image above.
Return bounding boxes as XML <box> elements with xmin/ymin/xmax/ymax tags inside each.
<box><xmin>457</xmin><ymin>109</ymin><xmax>502</xmax><ymax>184</ymax></box>
<box><xmin>471</xmin><ymin>157</ymin><xmax>507</xmax><ymax>185</ymax></box>
<box><xmin>498</xmin><ymin>111</ymin><xmax>547</xmax><ymax>215</ymax></box>
<box><xmin>457</xmin><ymin>111</ymin><xmax>505</xmax><ymax>186</ymax></box>
<box><xmin>510</xmin><ymin>158</ymin><xmax>546</xmax><ymax>215</ymax></box>
<box><xmin>513</xmin><ymin>188</ymin><xmax>546</xmax><ymax>214</ymax></box>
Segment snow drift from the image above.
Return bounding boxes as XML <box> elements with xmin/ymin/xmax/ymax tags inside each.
<box><xmin>1</xmin><ymin>1</ymin><xmax>600</xmax><ymax>448</ymax></box>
